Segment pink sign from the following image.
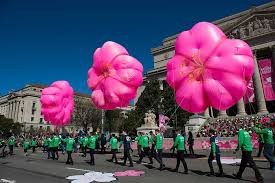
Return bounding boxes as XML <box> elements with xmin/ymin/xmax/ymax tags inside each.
<box><xmin>244</xmin><ymin>78</ymin><xmax>255</xmax><ymax>103</ymax></box>
<box><xmin>258</xmin><ymin>59</ymin><xmax>275</xmax><ymax>101</ymax></box>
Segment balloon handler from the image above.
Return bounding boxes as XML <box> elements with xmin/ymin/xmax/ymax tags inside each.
<box><xmin>63</xmin><ymin>134</ymin><xmax>75</xmax><ymax>165</ymax></box>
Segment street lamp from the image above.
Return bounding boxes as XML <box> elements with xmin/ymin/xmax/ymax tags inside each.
<box><xmin>101</xmin><ymin>109</ymin><xmax>105</xmax><ymax>134</ymax></box>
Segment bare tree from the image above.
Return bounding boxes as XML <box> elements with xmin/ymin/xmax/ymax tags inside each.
<box><xmin>72</xmin><ymin>99</ymin><xmax>101</xmax><ymax>133</ymax></box>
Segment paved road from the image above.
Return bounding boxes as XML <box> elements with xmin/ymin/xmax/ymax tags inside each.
<box><xmin>0</xmin><ymin>148</ymin><xmax>274</xmax><ymax>183</ymax></box>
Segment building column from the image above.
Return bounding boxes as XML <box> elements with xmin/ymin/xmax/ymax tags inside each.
<box><xmin>8</xmin><ymin>102</ymin><xmax>12</xmax><ymax>119</ymax></box>
<box><xmin>203</xmin><ymin>108</ymin><xmax>210</xmax><ymax>118</ymax></box>
<box><xmin>236</xmin><ymin>98</ymin><xmax>247</xmax><ymax>116</ymax></box>
<box><xmin>252</xmin><ymin>50</ymin><xmax>268</xmax><ymax>114</ymax></box>
<box><xmin>13</xmin><ymin>101</ymin><xmax>16</xmax><ymax>120</ymax></box>
<box><xmin>15</xmin><ymin>101</ymin><xmax>20</xmax><ymax>122</ymax></box>
<box><xmin>218</xmin><ymin>110</ymin><xmax>228</xmax><ymax>117</ymax></box>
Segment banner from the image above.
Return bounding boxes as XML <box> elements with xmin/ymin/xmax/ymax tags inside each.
<box><xmin>258</xmin><ymin>59</ymin><xmax>275</xmax><ymax>101</ymax></box>
<box><xmin>244</xmin><ymin>78</ymin><xmax>255</xmax><ymax>103</ymax></box>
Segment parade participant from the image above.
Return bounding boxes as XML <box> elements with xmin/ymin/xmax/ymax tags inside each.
<box><xmin>233</xmin><ymin>127</ymin><xmax>263</xmax><ymax>182</ymax></box>
<box><xmin>51</xmin><ymin>133</ymin><xmax>60</xmax><ymax>160</ymax></box>
<box><xmin>170</xmin><ymin>130</ymin><xmax>188</xmax><ymax>174</ymax></box>
<box><xmin>207</xmin><ymin>129</ymin><xmax>223</xmax><ymax>177</ymax></box>
<box><xmin>109</xmin><ymin>134</ymin><xmax>118</xmax><ymax>163</ymax></box>
<box><xmin>7</xmin><ymin>135</ymin><xmax>15</xmax><ymax>156</ymax></box>
<box><xmin>135</xmin><ymin>132</ymin><xmax>142</xmax><ymax>157</ymax></box>
<box><xmin>22</xmin><ymin>138</ymin><xmax>30</xmax><ymax>156</ymax></box>
<box><xmin>155</xmin><ymin>129</ymin><xmax>165</xmax><ymax>170</ymax></box>
<box><xmin>257</xmin><ymin>130</ymin><xmax>264</xmax><ymax>157</ymax></box>
<box><xmin>64</xmin><ymin>134</ymin><xmax>75</xmax><ymax>165</ymax></box>
<box><xmin>188</xmin><ymin>131</ymin><xmax>194</xmax><ymax>155</ymax></box>
<box><xmin>31</xmin><ymin>136</ymin><xmax>37</xmax><ymax>153</ymax></box>
<box><xmin>100</xmin><ymin>133</ymin><xmax>107</xmax><ymax>154</ymax></box>
<box><xmin>95</xmin><ymin>132</ymin><xmax>100</xmax><ymax>152</ymax></box>
<box><xmin>81</xmin><ymin>135</ymin><xmax>88</xmax><ymax>157</ymax></box>
<box><xmin>0</xmin><ymin>137</ymin><xmax>7</xmax><ymax>157</ymax></box>
<box><xmin>171</xmin><ymin>130</ymin><xmax>176</xmax><ymax>157</ymax></box>
<box><xmin>149</xmin><ymin>131</ymin><xmax>156</xmax><ymax>159</ymax></box>
<box><xmin>137</xmin><ymin>132</ymin><xmax>153</xmax><ymax>164</ymax></box>
<box><xmin>87</xmin><ymin>132</ymin><xmax>97</xmax><ymax>165</ymax></box>
<box><xmin>254</xmin><ymin>123</ymin><xmax>275</xmax><ymax>170</ymax></box>
<box><xmin>121</xmin><ymin>131</ymin><xmax>133</xmax><ymax>167</ymax></box>
<box><xmin>44</xmin><ymin>134</ymin><xmax>51</xmax><ymax>159</ymax></box>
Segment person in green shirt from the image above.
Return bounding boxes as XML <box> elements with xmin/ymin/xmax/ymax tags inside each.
<box><xmin>233</xmin><ymin>128</ymin><xmax>263</xmax><ymax>182</ymax></box>
<box><xmin>108</xmin><ymin>134</ymin><xmax>118</xmax><ymax>163</ymax></box>
<box><xmin>149</xmin><ymin>131</ymin><xmax>156</xmax><ymax>159</ymax></box>
<box><xmin>254</xmin><ymin>123</ymin><xmax>275</xmax><ymax>170</ymax></box>
<box><xmin>44</xmin><ymin>134</ymin><xmax>51</xmax><ymax>159</ymax></box>
<box><xmin>64</xmin><ymin>134</ymin><xmax>75</xmax><ymax>165</ymax></box>
<box><xmin>88</xmin><ymin>132</ymin><xmax>97</xmax><ymax>165</ymax></box>
<box><xmin>135</xmin><ymin>132</ymin><xmax>142</xmax><ymax>157</ymax></box>
<box><xmin>51</xmin><ymin>133</ymin><xmax>60</xmax><ymax>160</ymax></box>
<box><xmin>155</xmin><ymin>129</ymin><xmax>165</xmax><ymax>170</ymax></box>
<box><xmin>81</xmin><ymin>135</ymin><xmax>89</xmax><ymax>157</ymax></box>
<box><xmin>170</xmin><ymin>130</ymin><xmax>188</xmax><ymax>173</ymax></box>
<box><xmin>7</xmin><ymin>135</ymin><xmax>15</xmax><ymax>156</ymax></box>
<box><xmin>137</xmin><ymin>132</ymin><xmax>153</xmax><ymax>164</ymax></box>
<box><xmin>31</xmin><ymin>137</ymin><xmax>37</xmax><ymax>153</ymax></box>
<box><xmin>22</xmin><ymin>138</ymin><xmax>30</xmax><ymax>156</ymax></box>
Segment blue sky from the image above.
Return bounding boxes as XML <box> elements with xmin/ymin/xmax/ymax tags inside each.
<box><xmin>0</xmin><ymin>0</ymin><xmax>269</xmax><ymax>95</ymax></box>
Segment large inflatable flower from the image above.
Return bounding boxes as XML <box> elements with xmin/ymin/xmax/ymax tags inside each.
<box><xmin>166</xmin><ymin>22</ymin><xmax>254</xmax><ymax>113</ymax></box>
<box><xmin>87</xmin><ymin>41</ymin><xmax>143</xmax><ymax>110</ymax></box>
<box><xmin>40</xmin><ymin>81</ymin><xmax>74</xmax><ymax>126</ymax></box>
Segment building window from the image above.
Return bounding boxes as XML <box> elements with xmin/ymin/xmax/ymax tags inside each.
<box><xmin>33</xmin><ymin>88</ymin><xmax>36</xmax><ymax>91</ymax></box>
<box><xmin>39</xmin><ymin>118</ymin><xmax>43</xmax><ymax>124</ymax></box>
<box><xmin>32</xmin><ymin>109</ymin><xmax>35</xmax><ymax>115</ymax></box>
<box><xmin>31</xmin><ymin>117</ymin><xmax>34</xmax><ymax>121</ymax></box>
<box><xmin>32</xmin><ymin>102</ymin><xmax>36</xmax><ymax>108</ymax></box>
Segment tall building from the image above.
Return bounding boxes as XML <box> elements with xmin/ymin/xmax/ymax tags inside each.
<box><xmin>137</xmin><ymin>1</ymin><xmax>275</xmax><ymax>118</ymax></box>
<box><xmin>0</xmin><ymin>84</ymin><xmax>90</xmax><ymax>132</ymax></box>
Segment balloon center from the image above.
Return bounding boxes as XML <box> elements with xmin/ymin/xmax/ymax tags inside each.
<box><xmin>102</xmin><ymin>64</ymin><xmax>111</xmax><ymax>78</ymax></box>
<box><xmin>189</xmin><ymin>51</ymin><xmax>205</xmax><ymax>81</ymax></box>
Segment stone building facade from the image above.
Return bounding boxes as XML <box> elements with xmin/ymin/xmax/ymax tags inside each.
<box><xmin>137</xmin><ymin>1</ymin><xmax>275</xmax><ymax>118</ymax></box>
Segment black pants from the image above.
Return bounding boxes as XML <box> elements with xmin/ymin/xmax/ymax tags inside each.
<box><xmin>237</xmin><ymin>151</ymin><xmax>263</xmax><ymax>181</ymax></box>
<box><xmin>46</xmin><ymin>147</ymin><xmax>51</xmax><ymax>159</ymax></box>
<box><xmin>137</xmin><ymin>145</ymin><xmax>142</xmax><ymax>157</ymax></box>
<box><xmin>189</xmin><ymin>145</ymin><xmax>194</xmax><ymax>155</ymax></box>
<box><xmin>52</xmin><ymin>147</ymin><xmax>59</xmax><ymax>160</ymax></box>
<box><xmin>9</xmin><ymin>145</ymin><xmax>13</xmax><ymax>155</ymax></box>
<box><xmin>24</xmin><ymin>149</ymin><xmax>27</xmax><ymax>153</ymax></box>
<box><xmin>82</xmin><ymin>146</ymin><xmax>87</xmax><ymax>157</ymax></box>
<box><xmin>208</xmin><ymin>153</ymin><xmax>223</xmax><ymax>174</ymax></box>
<box><xmin>123</xmin><ymin>149</ymin><xmax>133</xmax><ymax>166</ymax></box>
<box><xmin>111</xmin><ymin>149</ymin><xmax>118</xmax><ymax>163</ymax></box>
<box><xmin>155</xmin><ymin>149</ymin><xmax>164</xmax><ymax>166</ymax></box>
<box><xmin>89</xmin><ymin>148</ymin><xmax>95</xmax><ymax>165</ymax></box>
<box><xmin>257</xmin><ymin>142</ymin><xmax>264</xmax><ymax>157</ymax></box>
<box><xmin>175</xmin><ymin>150</ymin><xmax>188</xmax><ymax>172</ymax></box>
<box><xmin>139</xmin><ymin>147</ymin><xmax>153</xmax><ymax>163</ymax></box>
<box><xmin>263</xmin><ymin>144</ymin><xmax>275</xmax><ymax>169</ymax></box>
<box><xmin>66</xmin><ymin>151</ymin><xmax>73</xmax><ymax>164</ymax></box>
<box><xmin>101</xmin><ymin>144</ymin><xmax>106</xmax><ymax>153</ymax></box>
<box><xmin>32</xmin><ymin>146</ymin><xmax>36</xmax><ymax>153</ymax></box>
<box><xmin>151</xmin><ymin>144</ymin><xmax>156</xmax><ymax>158</ymax></box>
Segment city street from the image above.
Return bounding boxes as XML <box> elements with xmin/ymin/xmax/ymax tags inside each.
<box><xmin>0</xmin><ymin>148</ymin><xmax>274</xmax><ymax>183</ymax></box>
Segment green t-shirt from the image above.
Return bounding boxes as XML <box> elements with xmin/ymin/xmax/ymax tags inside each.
<box><xmin>23</xmin><ymin>140</ymin><xmax>30</xmax><ymax>149</ymax></box>
<box><xmin>51</xmin><ymin>136</ymin><xmax>60</xmax><ymax>147</ymax></box>
<box><xmin>82</xmin><ymin>137</ymin><xmax>89</xmax><ymax>147</ymax></box>
<box><xmin>48</xmin><ymin>138</ymin><xmax>53</xmax><ymax>148</ymax></box>
<box><xmin>135</xmin><ymin>135</ymin><xmax>142</xmax><ymax>145</ymax></box>
<box><xmin>65</xmin><ymin>138</ymin><xmax>75</xmax><ymax>152</ymax></box>
<box><xmin>43</xmin><ymin>138</ymin><xmax>49</xmax><ymax>147</ymax></box>
<box><xmin>141</xmin><ymin>135</ymin><xmax>149</xmax><ymax>148</ymax></box>
<box><xmin>173</xmin><ymin>134</ymin><xmax>185</xmax><ymax>150</ymax></box>
<box><xmin>31</xmin><ymin>139</ymin><xmax>37</xmax><ymax>147</ymax></box>
<box><xmin>8</xmin><ymin>137</ymin><xmax>15</xmax><ymax>146</ymax></box>
<box><xmin>110</xmin><ymin>137</ymin><xmax>118</xmax><ymax>149</ymax></box>
<box><xmin>150</xmin><ymin>135</ymin><xmax>155</xmax><ymax>145</ymax></box>
<box><xmin>237</xmin><ymin>129</ymin><xmax>252</xmax><ymax>151</ymax></box>
<box><xmin>255</xmin><ymin>127</ymin><xmax>274</xmax><ymax>145</ymax></box>
<box><xmin>88</xmin><ymin>136</ymin><xmax>96</xmax><ymax>149</ymax></box>
<box><xmin>156</xmin><ymin>134</ymin><xmax>163</xmax><ymax>150</ymax></box>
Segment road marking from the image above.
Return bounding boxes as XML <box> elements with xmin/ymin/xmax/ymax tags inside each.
<box><xmin>0</xmin><ymin>179</ymin><xmax>16</xmax><ymax>183</ymax></box>
<box><xmin>66</xmin><ymin>167</ymin><xmax>91</xmax><ymax>172</ymax></box>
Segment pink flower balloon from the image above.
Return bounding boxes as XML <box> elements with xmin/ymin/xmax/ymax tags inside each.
<box><xmin>40</xmin><ymin>81</ymin><xmax>74</xmax><ymax>126</ymax></box>
<box><xmin>87</xmin><ymin>41</ymin><xmax>144</xmax><ymax>110</ymax></box>
<box><xmin>114</xmin><ymin>170</ymin><xmax>145</xmax><ymax>177</ymax></box>
<box><xmin>166</xmin><ymin>22</ymin><xmax>254</xmax><ymax>113</ymax></box>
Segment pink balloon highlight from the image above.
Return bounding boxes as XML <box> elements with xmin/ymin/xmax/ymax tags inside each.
<box><xmin>166</xmin><ymin>22</ymin><xmax>254</xmax><ymax>113</ymax></box>
<box><xmin>40</xmin><ymin>81</ymin><xmax>74</xmax><ymax>126</ymax></box>
<box><xmin>87</xmin><ymin>41</ymin><xmax>144</xmax><ymax>110</ymax></box>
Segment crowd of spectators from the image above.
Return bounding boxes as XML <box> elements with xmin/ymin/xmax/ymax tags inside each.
<box><xmin>196</xmin><ymin>114</ymin><xmax>275</xmax><ymax>138</ymax></box>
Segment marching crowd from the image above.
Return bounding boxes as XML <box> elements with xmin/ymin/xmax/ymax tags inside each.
<box><xmin>0</xmin><ymin>121</ymin><xmax>275</xmax><ymax>183</ymax></box>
